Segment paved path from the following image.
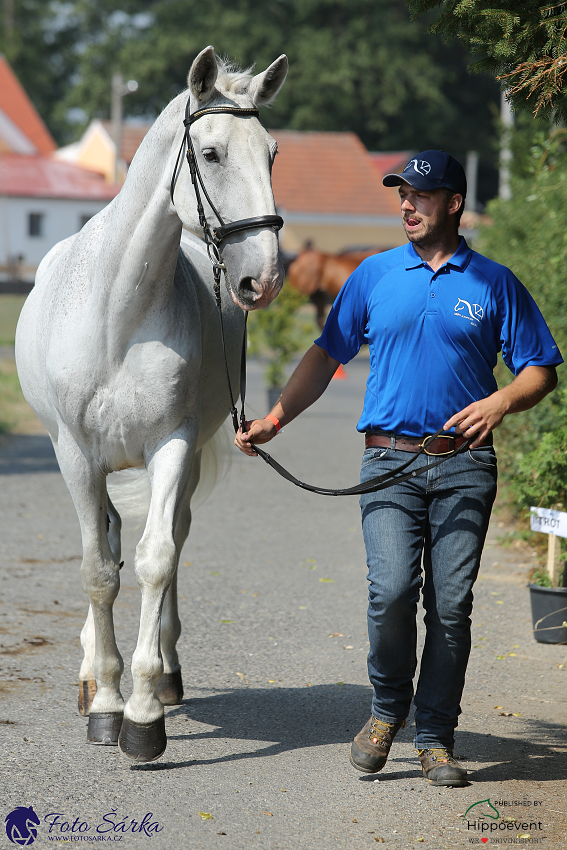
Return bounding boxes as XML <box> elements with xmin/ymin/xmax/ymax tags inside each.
<box><xmin>0</xmin><ymin>357</ymin><xmax>566</xmax><ymax>850</ymax></box>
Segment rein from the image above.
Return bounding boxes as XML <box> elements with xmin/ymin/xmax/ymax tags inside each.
<box><xmin>172</xmin><ymin>98</ymin><xmax>472</xmax><ymax>495</ymax></box>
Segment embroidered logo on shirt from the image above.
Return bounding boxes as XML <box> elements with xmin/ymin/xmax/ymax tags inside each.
<box><xmin>404</xmin><ymin>159</ymin><xmax>431</xmax><ymax>177</ymax></box>
<box><xmin>454</xmin><ymin>297</ymin><xmax>484</xmax><ymax>325</ymax></box>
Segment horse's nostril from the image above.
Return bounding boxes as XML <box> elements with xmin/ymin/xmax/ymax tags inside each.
<box><xmin>240</xmin><ymin>277</ymin><xmax>257</xmax><ymax>295</ymax></box>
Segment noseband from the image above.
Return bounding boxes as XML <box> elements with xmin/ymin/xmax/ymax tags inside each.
<box><xmin>170</xmin><ymin>99</ymin><xmax>284</xmax><ymax>279</ymax></box>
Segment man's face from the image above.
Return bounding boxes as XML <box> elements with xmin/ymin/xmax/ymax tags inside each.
<box><xmin>398</xmin><ymin>182</ymin><xmax>461</xmax><ymax>249</ymax></box>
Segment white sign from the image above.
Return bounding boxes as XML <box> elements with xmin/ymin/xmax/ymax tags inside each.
<box><xmin>530</xmin><ymin>506</ymin><xmax>567</xmax><ymax>539</ymax></box>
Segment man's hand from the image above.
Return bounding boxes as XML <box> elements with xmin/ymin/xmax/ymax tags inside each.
<box><xmin>235</xmin><ymin>418</ymin><xmax>277</xmax><ymax>456</ymax></box>
<box><xmin>444</xmin><ymin>365</ymin><xmax>558</xmax><ymax>448</ymax></box>
<box><xmin>444</xmin><ymin>396</ymin><xmax>507</xmax><ymax>448</ymax></box>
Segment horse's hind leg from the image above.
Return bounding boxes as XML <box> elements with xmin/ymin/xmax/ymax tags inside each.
<box><xmin>157</xmin><ymin>452</ymin><xmax>201</xmax><ymax>706</ymax></box>
<box><xmin>54</xmin><ymin>432</ymin><xmax>124</xmax><ymax>743</ymax></box>
<box><xmin>78</xmin><ymin>495</ymin><xmax>122</xmax><ymax>716</ymax></box>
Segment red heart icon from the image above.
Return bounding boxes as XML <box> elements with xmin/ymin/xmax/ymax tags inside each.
<box><xmin>481</xmin><ymin>839</ymin><xmax>488</xmax><ymax>844</ymax></box>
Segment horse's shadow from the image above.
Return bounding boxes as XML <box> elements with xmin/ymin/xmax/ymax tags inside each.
<box><xmin>133</xmin><ymin>686</ymin><xmax>567</xmax><ymax>783</ymax></box>
<box><xmin>134</xmin><ymin>682</ymin><xmax>374</xmax><ymax>770</ymax></box>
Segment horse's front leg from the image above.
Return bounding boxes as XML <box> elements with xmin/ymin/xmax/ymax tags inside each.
<box><xmin>53</xmin><ymin>432</ymin><xmax>125</xmax><ymax>743</ymax></box>
<box><xmin>119</xmin><ymin>437</ymin><xmax>196</xmax><ymax>762</ymax></box>
<box><xmin>157</xmin><ymin>452</ymin><xmax>202</xmax><ymax>706</ymax></box>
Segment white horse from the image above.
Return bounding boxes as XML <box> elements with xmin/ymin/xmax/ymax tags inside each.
<box><xmin>15</xmin><ymin>46</ymin><xmax>288</xmax><ymax>762</ymax></box>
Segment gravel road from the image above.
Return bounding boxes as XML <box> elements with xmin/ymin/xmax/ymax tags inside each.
<box><xmin>1</xmin><ymin>356</ymin><xmax>566</xmax><ymax>850</ymax></box>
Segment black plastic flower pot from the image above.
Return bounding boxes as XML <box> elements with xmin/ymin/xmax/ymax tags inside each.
<box><xmin>528</xmin><ymin>583</ymin><xmax>567</xmax><ymax>644</ymax></box>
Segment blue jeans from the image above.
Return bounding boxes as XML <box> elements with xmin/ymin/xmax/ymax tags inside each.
<box><xmin>359</xmin><ymin>443</ymin><xmax>497</xmax><ymax>749</ymax></box>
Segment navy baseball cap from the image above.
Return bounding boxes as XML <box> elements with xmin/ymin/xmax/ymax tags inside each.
<box><xmin>383</xmin><ymin>150</ymin><xmax>467</xmax><ymax>197</ymax></box>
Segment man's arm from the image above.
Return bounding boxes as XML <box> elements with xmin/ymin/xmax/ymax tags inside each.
<box><xmin>234</xmin><ymin>344</ymin><xmax>340</xmax><ymax>456</ymax></box>
<box><xmin>444</xmin><ymin>365</ymin><xmax>558</xmax><ymax>448</ymax></box>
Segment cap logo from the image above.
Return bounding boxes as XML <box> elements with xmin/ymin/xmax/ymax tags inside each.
<box><xmin>404</xmin><ymin>159</ymin><xmax>431</xmax><ymax>177</ymax></box>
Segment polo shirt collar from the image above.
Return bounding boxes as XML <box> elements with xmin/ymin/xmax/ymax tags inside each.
<box><xmin>403</xmin><ymin>237</ymin><xmax>472</xmax><ymax>271</ymax></box>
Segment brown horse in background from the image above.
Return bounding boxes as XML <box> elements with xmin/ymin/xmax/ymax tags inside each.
<box><xmin>288</xmin><ymin>247</ymin><xmax>381</xmax><ymax>328</ymax></box>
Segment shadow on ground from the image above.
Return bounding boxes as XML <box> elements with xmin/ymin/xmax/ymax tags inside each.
<box><xmin>0</xmin><ymin>434</ymin><xmax>58</xmax><ymax>475</ymax></box>
<box><xmin>133</xmin><ymin>686</ymin><xmax>567</xmax><ymax>783</ymax></box>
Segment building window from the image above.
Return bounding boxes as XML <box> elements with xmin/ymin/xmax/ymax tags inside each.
<box><xmin>28</xmin><ymin>213</ymin><xmax>44</xmax><ymax>237</ymax></box>
<box><xmin>79</xmin><ymin>214</ymin><xmax>92</xmax><ymax>229</ymax></box>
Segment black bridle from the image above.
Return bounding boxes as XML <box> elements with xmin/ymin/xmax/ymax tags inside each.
<box><xmin>171</xmin><ymin>99</ymin><xmax>472</xmax><ymax>495</ymax></box>
<box><xmin>170</xmin><ymin>99</ymin><xmax>283</xmax><ymax>276</ymax></box>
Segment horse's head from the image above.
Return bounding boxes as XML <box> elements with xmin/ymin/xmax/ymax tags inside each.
<box><xmin>173</xmin><ymin>46</ymin><xmax>288</xmax><ymax>311</ymax></box>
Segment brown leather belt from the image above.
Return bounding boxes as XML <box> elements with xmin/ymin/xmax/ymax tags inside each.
<box><xmin>365</xmin><ymin>431</ymin><xmax>492</xmax><ymax>455</ymax></box>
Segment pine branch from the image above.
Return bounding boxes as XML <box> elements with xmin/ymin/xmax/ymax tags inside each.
<box><xmin>408</xmin><ymin>0</ymin><xmax>567</xmax><ymax>118</ymax></box>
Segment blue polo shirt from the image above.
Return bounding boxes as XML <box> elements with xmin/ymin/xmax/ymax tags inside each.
<box><xmin>315</xmin><ymin>238</ymin><xmax>562</xmax><ymax>437</ymax></box>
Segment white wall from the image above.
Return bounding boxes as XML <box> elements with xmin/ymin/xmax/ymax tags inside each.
<box><xmin>0</xmin><ymin>196</ymin><xmax>110</xmax><ymax>281</ymax></box>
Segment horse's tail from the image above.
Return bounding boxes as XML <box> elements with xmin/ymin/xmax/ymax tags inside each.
<box><xmin>106</xmin><ymin>422</ymin><xmax>232</xmax><ymax>529</ymax></box>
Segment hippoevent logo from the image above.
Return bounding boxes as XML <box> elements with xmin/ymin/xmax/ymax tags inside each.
<box><xmin>464</xmin><ymin>797</ymin><xmax>545</xmax><ymax>843</ymax></box>
<box><xmin>5</xmin><ymin>807</ymin><xmax>40</xmax><ymax>846</ymax></box>
<box><xmin>5</xmin><ymin>806</ymin><xmax>164</xmax><ymax>843</ymax></box>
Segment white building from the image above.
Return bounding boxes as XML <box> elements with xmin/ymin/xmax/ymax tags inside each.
<box><xmin>0</xmin><ymin>54</ymin><xmax>119</xmax><ymax>284</ymax></box>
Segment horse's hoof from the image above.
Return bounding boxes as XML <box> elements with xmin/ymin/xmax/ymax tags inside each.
<box><xmin>119</xmin><ymin>716</ymin><xmax>167</xmax><ymax>762</ymax></box>
<box><xmin>78</xmin><ymin>679</ymin><xmax>97</xmax><ymax>716</ymax></box>
<box><xmin>157</xmin><ymin>670</ymin><xmax>184</xmax><ymax>705</ymax></box>
<box><xmin>86</xmin><ymin>712</ymin><xmax>123</xmax><ymax>745</ymax></box>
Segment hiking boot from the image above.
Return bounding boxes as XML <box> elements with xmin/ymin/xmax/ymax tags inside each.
<box><xmin>418</xmin><ymin>747</ymin><xmax>468</xmax><ymax>786</ymax></box>
<box><xmin>350</xmin><ymin>716</ymin><xmax>405</xmax><ymax>773</ymax></box>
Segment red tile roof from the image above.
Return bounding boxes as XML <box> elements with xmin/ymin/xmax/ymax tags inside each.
<box><xmin>370</xmin><ymin>151</ymin><xmax>413</xmax><ymax>177</ymax></box>
<box><xmin>101</xmin><ymin>120</ymin><xmax>154</xmax><ymax>163</ymax></box>
<box><xmin>0</xmin><ymin>56</ymin><xmax>56</xmax><ymax>155</ymax></box>
<box><xmin>270</xmin><ymin>131</ymin><xmax>402</xmax><ymax>218</ymax></box>
<box><xmin>0</xmin><ymin>154</ymin><xmax>120</xmax><ymax>200</ymax></box>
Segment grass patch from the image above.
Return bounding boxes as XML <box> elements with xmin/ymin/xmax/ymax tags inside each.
<box><xmin>0</xmin><ymin>295</ymin><xmax>27</xmax><ymax>345</ymax></box>
<box><xmin>0</xmin><ymin>359</ymin><xmax>42</xmax><ymax>435</ymax></box>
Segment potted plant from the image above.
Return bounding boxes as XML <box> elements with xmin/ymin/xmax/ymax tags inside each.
<box><xmin>247</xmin><ymin>285</ymin><xmax>311</xmax><ymax>409</ymax></box>
<box><xmin>515</xmin><ymin>419</ymin><xmax>567</xmax><ymax>643</ymax></box>
<box><xmin>527</xmin><ymin>564</ymin><xmax>567</xmax><ymax>644</ymax></box>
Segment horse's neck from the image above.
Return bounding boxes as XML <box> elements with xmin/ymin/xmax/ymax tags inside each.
<box><xmin>93</xmin><ymin>97</ymin><xmax>187</xmax><ymax>308</ymax></box>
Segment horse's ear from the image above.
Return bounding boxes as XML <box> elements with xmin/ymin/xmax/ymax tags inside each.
<box><xmin>188</xmin><ymin>46</ymin><xmax>218</xmax><ymax>102</ymax></box>
<box><xmin>249</xmin><ymin>55</ymin><xmax>288</xmax><ymax>107</ymax></box>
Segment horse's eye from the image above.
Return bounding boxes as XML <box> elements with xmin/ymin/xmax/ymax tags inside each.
<box><xmin>203</xmin><ymin>150</ymin><xmax>219</xmax><ymax>163</ymax></box>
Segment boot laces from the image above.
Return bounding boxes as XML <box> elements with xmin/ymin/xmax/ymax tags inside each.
<box><xmin>368</xmin><ymin>718</ymin><xmax>402</xmax><ymax>745</ymax></box>
<box><xmin>418</xmin><ymin>747</ymin><xmax>452</xmax><ymax>764</ymax></box>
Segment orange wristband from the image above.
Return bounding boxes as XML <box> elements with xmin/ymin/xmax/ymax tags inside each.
<box><xmin>265</xmin><ymin>413</ymin><xmax>281</xmax><ymax>434</ymax></box>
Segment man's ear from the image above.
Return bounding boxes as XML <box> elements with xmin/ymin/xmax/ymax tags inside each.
<box><xmin>448</xmin><ymin>193</ymin><xmax>464</xmax><ymax>216</ymax></box>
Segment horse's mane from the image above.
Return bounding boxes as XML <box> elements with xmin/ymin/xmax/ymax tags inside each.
<box><xmin>215</xmin><ymin>56</ymin><xmax>255</xmax><ymax>95</ymax></box>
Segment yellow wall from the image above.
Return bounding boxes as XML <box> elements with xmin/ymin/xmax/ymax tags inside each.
<box><xmin>280</xmin><ymin>222</ymin><xmax>405</xmax><ymax>254</ymax></box>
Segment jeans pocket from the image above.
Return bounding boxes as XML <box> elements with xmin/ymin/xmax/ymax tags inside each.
<box><xmin>361</xmin><ymin>447</ymin><xmax>391</xmax><ymax>469</ymax></box>
<box><xmin>467</xmin><ymin>446</ymin><xmax>497</xmax><ymax>468</ymax></box>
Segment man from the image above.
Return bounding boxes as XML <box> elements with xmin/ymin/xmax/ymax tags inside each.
<box><xmin>235</xmin><ymin>150</ymin><xmax>561</xmax><ymax>786</ymax></box>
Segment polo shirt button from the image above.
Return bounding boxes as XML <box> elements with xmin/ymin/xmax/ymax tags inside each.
<box><xmin>431</xmin><ymin>293</ymin><xmax>435</xmax><ymax>297</ymax></box>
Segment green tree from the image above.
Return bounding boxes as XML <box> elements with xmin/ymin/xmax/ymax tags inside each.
<box><xmin>47</xmin><ymin>0</ymin><xmax>500</xmax><ymax>197</ymax></box>
<box><xmin>1</xmin><ymin>1</ymin><xmax>82</xmax><ymax>143</ymax></box>
<box><xmin>475</xmin><ymin>123</ymin><xmax>567</xmax><ymax>507</ymax></box>
<box><xmin>409</xmin><ymin>0</ymin><xmax>567</xmax><ymax>120</ymax></box>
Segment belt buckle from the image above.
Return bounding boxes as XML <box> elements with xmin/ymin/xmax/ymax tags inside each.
<box><xmin>420</xmin><ymin>434</ymin><xmax>455</xmax><ymax>456</ymax></box>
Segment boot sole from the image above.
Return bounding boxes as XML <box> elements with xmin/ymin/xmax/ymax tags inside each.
<box><xmin>423</xmin><ymin>771</ymin><xmax>467</xmax><ymax>787</ymax></box>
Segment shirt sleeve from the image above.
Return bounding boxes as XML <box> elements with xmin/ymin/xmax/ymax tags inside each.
<box><xmin>497</xmin><ymin>269</ymin><xmax>563</xmax><ymax>374</ymax></box>
<box><xmin>314</xmin><ymin>259</ymin><xmax>373</xmax><ymax>364</ymax></box>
